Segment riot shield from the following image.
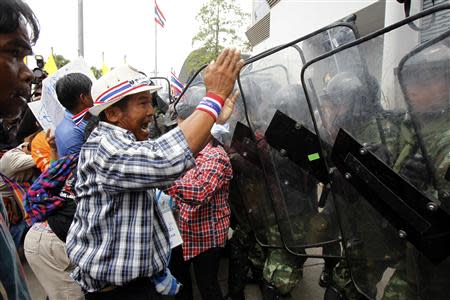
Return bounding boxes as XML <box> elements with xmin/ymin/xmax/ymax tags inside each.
<box><xmin>235</xmin><ymin>24</ymin><xmax>359</xmax><ymax>256</ymax></box>
<box><xmin>150</xmin><ymin>77</ymin><xmax>173</xmax><ymax>107</ymax></box>
<box><xmin>302</xmin><ymin>4</ymin><xmax>450</xmax><ymax>298</ymax></box>
<box><xmin>147</xmin><ymin>77</ymin><xmax>172</xmax><ymax>138</ymax></box>
<box><xmin>230</xmin><ymin>121</ymin><xmax>284</xmax><ymax>247</ymax></box>
<box><xmin>174</xmin><ymin>68</ymin><xmax>285</xmax><ymax>248</ymax></box>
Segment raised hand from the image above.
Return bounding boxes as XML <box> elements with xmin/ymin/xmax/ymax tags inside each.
<box><xmin>204</xmin><ymin>49</ymin><xmax>244</xmax><ymax>100</ymax></box>
<box><xmin>217</xmin><ymin>90</ymin><xmax>240</xmax><ymax>125</ymax></box>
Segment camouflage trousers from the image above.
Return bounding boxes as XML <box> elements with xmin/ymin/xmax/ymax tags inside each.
<box><xmin>228</xmin><ymin>226</ymin><xmax>266</xmax><ymax>299</ymax></box>
<box><xmin>382</xmin><ymin>267</ymin><xmax>417</xmax><ymax>300</ymax></box>
<box><xmin>263</xmin><ymin>248</ymin><xmax>306</xmax><ymax>295</ymax></box>
<box><xmin>262</xmin><ymin>223</ymin><xmax>306</xmax><ymax>296</ymax></box>
<box><xmin>330</xmin><ymin>260</ymin><xmax>417</xmax><ymax>300</ymax></box>
<box><xmin>228</xmin><ymin>226</ymin><xmax>306</xmax><ymax>297</ymax></box>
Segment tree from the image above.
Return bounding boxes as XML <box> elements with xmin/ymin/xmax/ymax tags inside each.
<box><xmin>188</xmin><ymin>0</ymin><xmax>250</xmax><ymax>73</ymax></box>
<box><xmin>53</xmin><ymin>53</ymin><xmax>70</xmax><ymax>69</ymax></box>
<box><xmin>179</xmin><ymin>47</ymin><xmax>209</xmax><ymax>83</ymax></box>
<box><xmin>90</xmin><ymin>66</ymin><xmax>102</xmax><ymax>79</ymax></box>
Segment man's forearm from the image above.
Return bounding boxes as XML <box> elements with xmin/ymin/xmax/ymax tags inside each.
<box><xmin>179</xmin><ymin>48</ymin><xmax>243</xmax><ymax>154</ymax></box>
<box><xmin>179</xmin><ymin>110</ymin><xmax>215</xmax><ymax>155</ymax></box>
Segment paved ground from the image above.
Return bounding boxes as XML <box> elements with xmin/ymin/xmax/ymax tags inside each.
<box><xmin>24</xmin><ymin>254</ymin><xmax>326</xmax><ymax>300</ymax></box>
<box><xmin>24</xmin><ymin>240</ymin><xmax>398</xmax><ymax>300</ymax></box>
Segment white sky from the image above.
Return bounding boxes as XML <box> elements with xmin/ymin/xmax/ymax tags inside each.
<box><xmin>26</xmin><ymin>0</ymin><xmax>252</xmax><ymax>78</ymax></box>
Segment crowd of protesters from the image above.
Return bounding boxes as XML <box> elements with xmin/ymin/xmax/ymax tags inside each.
<box><xmin>0</xmin><ymin>0</ymin><xmax>247</xmax><ymax>299</ymax></box>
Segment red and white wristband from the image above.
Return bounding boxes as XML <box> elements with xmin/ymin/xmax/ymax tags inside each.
<box><xmin>195</xmin><ymin>92</ymin><xmax>224</xmax><ymax>122</ymax></box>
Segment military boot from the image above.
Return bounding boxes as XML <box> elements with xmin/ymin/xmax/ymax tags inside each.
<box><xmin>319</xmin><ymin>265</ymin><xmax>334</xmax><ymax>287</ymax></box>
<box><xmin>261</xmin><ymin>283</ymin><xmax>291</xmax><ymax>300</ymax></box>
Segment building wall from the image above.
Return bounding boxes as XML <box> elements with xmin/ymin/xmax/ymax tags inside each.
<box><xmin>253</xmin><ymin>0</ymin><xmax>379</xmax><ymax>53</ymax></box>
<box><xmin>247</xmin><ymin>0</ymin><xmax>449</xmax><ymax>111</ymax></box>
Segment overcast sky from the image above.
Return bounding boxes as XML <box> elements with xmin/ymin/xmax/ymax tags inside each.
<box><xmin>26</xmin><ymin>0</ymin><xmax>252</xmax><ymax>78</ymax></box>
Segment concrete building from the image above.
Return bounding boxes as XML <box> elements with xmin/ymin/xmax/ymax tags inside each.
<box><xmin>245</xmin><ymin>0</ymin><xmax>449</xmax><ymax>109</ymax></box>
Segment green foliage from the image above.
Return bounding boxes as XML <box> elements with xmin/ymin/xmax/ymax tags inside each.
<box><xmin>182</xmin><ymin>0</ymin><xmax>250</xmax><ymax>81</ymax></box>
<box><xmin>192</xmin><ymin>0</ymin><xmax>250</xmax><ymax>58</ymax></box>
<box><xmin>179</xmin><ymin>47</ymin><xmax>211</xmax><ymax>82</ymax></box>
<box><xmin>53</xmin><ymin>53</ymin><xmax>70</xmax><ymax>69</ymax></box>
<box><xmin>90</xmin><ymin>66</ymin><xmax>102</xmax><ymax>79</ymax></box>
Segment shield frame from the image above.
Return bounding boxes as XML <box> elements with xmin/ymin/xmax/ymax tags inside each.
<box><xmin>231</xmin><ymin>22</ymin><xmax>360</xmax><ymax>257</ymax></box>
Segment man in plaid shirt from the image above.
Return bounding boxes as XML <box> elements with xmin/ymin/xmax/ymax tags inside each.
<box><xmin>165</xmin><ymin>96</ymin><xmax>234</xmax><ymax>300</ymax></box>
<box><xmin>66</xmin><ymin>49</ymin><xmax>243</xmax><ymax>299</ymax></box>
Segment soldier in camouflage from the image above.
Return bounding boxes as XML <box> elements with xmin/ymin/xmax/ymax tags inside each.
<box><xmin>322</xmin><ymin>71</ymin><xmax>410</xmax><ymax>300</ymax></box>
<box><xmin>395</xmin><ymin>40</ymin><xmax>450</xmax><ymax>300</ymax></box>
<box><xmin>227</xmin><ymin>84</ymin><xmax>321</xmax><ymax>300</ymax></box>
<box><xmin>324</xmin><ymin>37</ymin><xmax>450</xmax><ymax>300</ymax></box>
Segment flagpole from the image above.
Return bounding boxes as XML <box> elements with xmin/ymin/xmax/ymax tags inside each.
<box><xmin>154</xmin><ymin>1</ymin><xmax>158</xmax><ymax>77</ymax></box>
<box><xmin>78</xmin><ymin>0</ymin><xmax>84</xmax><ymax>57</ymax></box>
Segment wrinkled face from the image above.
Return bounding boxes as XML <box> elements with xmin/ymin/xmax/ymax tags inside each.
<box><xmin>107</xmin><ymin>91</ymin><xmax>155</xmax><ymax>141</ymax></box>
<box><xmin>0</xmin><ymin>24</ymin><xmax>34</xmax><ymax>118</ymax></box>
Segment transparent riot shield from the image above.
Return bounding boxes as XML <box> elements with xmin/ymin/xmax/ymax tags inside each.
<box><xmin>147</xmin><ymin>77</ymin><xmax>172</xmax><ymax>138</ymax></box>
<box><xmin>150</xmin><ymin>77</ymin><xmax>173</xmax><ymax>105</ymax></box>
<box><xmin>302</xmin><ymin>4</ymin><xmax>450</xmax><ymax>298</ymax></box>
<box><xmin>396</xmin><ymin>29</ymin><xmax>450</xmax><ymax>300</ymax></box>
<box><xmin>234</xmin><ymin>24</ymin><xmax>359</xmax><ymax>256</ymax></box>
<box><xmin>174</xmin><ymin>68</ymin><xmax>284</xmax><ymax>247</ymax></box>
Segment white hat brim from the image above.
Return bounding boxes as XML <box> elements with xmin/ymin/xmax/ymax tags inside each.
<box><xmin>89</xmin><ymin>85</ymin><xmax>162</xmax><ymax>116</ymax></box>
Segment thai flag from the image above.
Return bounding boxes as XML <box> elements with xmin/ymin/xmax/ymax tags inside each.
<box><xmin>154</xmin><ymin>0</ymin><xmax>166</xmax><ymax>28</ymax></box>
<box><xmin>170</xmin><ymin>71</ymin><xmax>184</xmax><ymax>95</ymax></box>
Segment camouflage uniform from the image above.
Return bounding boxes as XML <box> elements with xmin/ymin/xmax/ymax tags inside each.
<box><xmin>228</xmin><ymin>146</ymin><xmax>309</xmax><ymax>299</ymax></box>
<box><xmin>262</xmin><ymin>224</ymin><xmax>306</xmax><ymax>296</ymax></box>
<box><xmin>397</xmin><ymin>41</ymin><xmax>450</xmax><ymax>300</ymax></box>
<box><xmin>396</xmin><ymin>115</ymin><xmax>450</xmax><ymax>300</ymax></box>
<box><xmin>329</xmin><ymin>73</ymin><xmax>408</xmax><ymax>300</ymax></box>
<box><xmin>227</xmin><ymin>171</ymin><xmax>266</xmax><ymax>300</ymax></box>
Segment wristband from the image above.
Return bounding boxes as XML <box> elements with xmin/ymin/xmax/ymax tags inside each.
<box><xmin>195</xmin><ymin>92</ymin><xmax>224</xmax><ymax>121</ymax></box>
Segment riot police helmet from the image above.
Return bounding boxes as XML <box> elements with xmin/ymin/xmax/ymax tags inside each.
<box><xmin>326</xmin><ymin>71</ymin><xmax>379</xmax><ymax>106</ymax></box>
<box><xmin>399</xmin><ymin>42</ymin><xmax>450</xmax><ymax>112</ymax></box>
<box><xmin>325</xmin><ymin>71</ymin><xmax>381</xmax><ymax>125</ymax></box>
<box><xmin>273</xmin><ymin>84</ymin><xmax>313</xmax><ymax>128</ymax></box>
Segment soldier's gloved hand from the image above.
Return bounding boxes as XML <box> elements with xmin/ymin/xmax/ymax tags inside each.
<box><xmin>399</xmin><ymin>154</ymin><xmax>429</xmax><ymax>188</ymax></box>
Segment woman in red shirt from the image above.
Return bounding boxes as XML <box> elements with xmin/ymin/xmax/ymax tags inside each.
<box><xmin>166</xmin><ymin>97</ymin><xmax>233</xmax><ymax>300</ymax></box>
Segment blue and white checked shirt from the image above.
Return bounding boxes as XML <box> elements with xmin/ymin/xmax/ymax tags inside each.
<box><xmin>66</xmin><ymin>121</ymin><xmax>194</xmax><ymax>292</ymax></box>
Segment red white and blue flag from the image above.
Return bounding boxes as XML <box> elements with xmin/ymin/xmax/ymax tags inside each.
<box><xmin>170</xmin><ymin>71</ymin><xmax>184</xmax><ymax>95</ymax></box>
<box><xmin>71</xmin><ymin>108</ymin><xmax>89</xmax><ymax>126</ymax></box>
<box><xmin>154</xmin><ymin>0</ymin><xmax>166</xmax><ymax>28</ymax></box>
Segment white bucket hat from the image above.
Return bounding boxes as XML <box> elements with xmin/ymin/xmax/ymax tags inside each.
<box><xmin>89</xmin><ymin>65</ymin><xmax>161</xmax><ymax>116</ymax></box>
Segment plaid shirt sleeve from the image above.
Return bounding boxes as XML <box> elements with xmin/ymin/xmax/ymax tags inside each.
<box><xmin>24</xmin><ymin>154</ymin><xmax>78</xmax><ymax>224</ymax></box>
<box><xmin>90</xmin><ymin>126</ymin><xmax>195</xmax><ymax>193</ymax></box>
<box><xmin>165</xmin><ymin>144</ymin><xmax>233</xmax><ymax>205</ymax></box>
